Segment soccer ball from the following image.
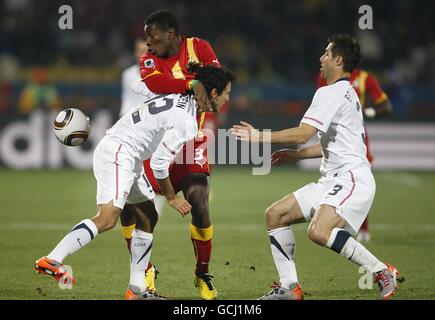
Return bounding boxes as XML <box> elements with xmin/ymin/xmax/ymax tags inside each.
<box><xmin>53</xmin><ymin>108</ymin><xmax>91</xmax><ymax>146</ymax></box>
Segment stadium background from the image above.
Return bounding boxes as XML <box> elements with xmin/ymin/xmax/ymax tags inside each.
<box><xmin>0</xmin><ymin>0</ymin><xmax>434</xmax><ymax>299</ymax></box>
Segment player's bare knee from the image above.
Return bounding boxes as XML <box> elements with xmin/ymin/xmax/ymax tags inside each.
<box><xmin>264</xmin><ymin>205</ymin><xmax>275</xmax><ymax>224</ymax></box>
<box><xmin>265</xmin><ymin>205</ymin><xmax>285</xmax><ymax>228</ymax></box>
<box><xmin>102</xmin><ymin>214</ymin><xmax>118</xmax><ymax>231</ymax></box>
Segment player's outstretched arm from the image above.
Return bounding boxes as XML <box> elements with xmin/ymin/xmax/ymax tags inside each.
<box><xmin>271</xmin><ymin>143</ymin><xmax>322</xmax><ymax>166</ymax></box>
<box><xmin>231</xmin><ymin>121</ymin><xmax>317</xmax><ymax>145</ymax></box>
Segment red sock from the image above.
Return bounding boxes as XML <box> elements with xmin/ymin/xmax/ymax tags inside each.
<box><xmin>192</xmin><ymin>238</ymin><xmax>212</xmax><ymax>275</ymax></box>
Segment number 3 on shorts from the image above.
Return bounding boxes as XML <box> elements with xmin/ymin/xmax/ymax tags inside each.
<box><xmin>194</xmin><ymin>148</ymin><xmax>204</xmax><ymax>162</ymax></box>
<box><xmin>328</xmin><ymin>184</ymin><xmax>343</xmax><ymax>196</ymax></box>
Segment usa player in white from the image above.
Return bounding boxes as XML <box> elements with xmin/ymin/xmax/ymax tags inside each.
<box><xmin>232</xmin><ymin>34</ymin><xmax>399</xmax><ymax>300</ymax></box>
<box><xmin>35</xmin><ymin>65</ymin><xmax>234</xmax><ymax>300</ymax></box>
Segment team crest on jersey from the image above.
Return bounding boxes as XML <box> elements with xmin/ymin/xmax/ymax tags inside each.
<box><xmin>144</xmin><ymin>58</ymin><xmax>155</xmax><ymax>69</ymax></box>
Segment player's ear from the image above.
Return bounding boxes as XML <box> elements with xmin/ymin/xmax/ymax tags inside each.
<box><xmin>336</xmin><ymin>55</ymin><xmax>344</xmax><ymax>68</ymax></box>
<box><xmin>210</xmin><ymin>88</ymin><xmax>218</xmax><ymax>99</ymax></box>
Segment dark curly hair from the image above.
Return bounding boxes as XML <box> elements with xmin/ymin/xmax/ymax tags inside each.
<box><xmin>188</xmin><ymin>63</ymin><xmax>235</xmax><ymax>96</ymax></box>
<box><xmin>145</xmin><ymin>9</ymin><xmax>179</xmax><ymax>35</ymax></box>
<box><xmin>328</xmin><ymin>34</ymin><xmax>362</xmax><ymax>73</ymax></box>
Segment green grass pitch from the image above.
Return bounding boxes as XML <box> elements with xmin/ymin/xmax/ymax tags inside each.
<box><xmin>1</xmin><ymin>167</ymin><xmax>434</xmax><ymax>300</ymax></box>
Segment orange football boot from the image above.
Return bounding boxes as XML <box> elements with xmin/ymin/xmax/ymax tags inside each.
<box><xmin>34</xmin><ymin>256</ymin><xmax>76</xmax><ymax>285</ymax></box>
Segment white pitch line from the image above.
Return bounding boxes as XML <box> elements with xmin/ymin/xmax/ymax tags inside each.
<box><xmin>376</xmin><ymin>173</ymin><xmax>424</xmax><ymax>188</ymax></box>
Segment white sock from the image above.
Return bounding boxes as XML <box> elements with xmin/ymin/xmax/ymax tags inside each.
<box><xmin>268</xmin><ymin>226</ymin><xmax>298</xmax><ymax>288</ymax></box>
<box><xmin>129</xmin><ymin>229</ymin><xmax>153</xmax><ymax>292</ymax></box>
<box><xmin>326</xmin><ymin>227</ymin><xmax>386</xmax><ymax>273</ymax></box>
<box><xmin>47</xmin><ymin>219</ymin><xmax>98</xmax><ymax>263</ymax></box>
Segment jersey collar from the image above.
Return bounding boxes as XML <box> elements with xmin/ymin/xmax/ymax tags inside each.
<box><xmin>334</xmin><ymin>77</ymin><xmax>350</xmax><ymax>84</ymax></box>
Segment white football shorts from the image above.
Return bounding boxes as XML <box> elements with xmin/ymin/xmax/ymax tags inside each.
<box><xmin>294</xmin><ymin>166</ymin><xmax>375</xmax><ymax>235</ymax></box>
<box><xmin>93</xmin><ymin>136</ymin><xmax>155</xmax><ymax>209</ymax></box>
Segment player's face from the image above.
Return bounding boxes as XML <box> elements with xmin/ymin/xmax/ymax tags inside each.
<box><xmin>210</xmin><ymin>82</ymin><xmax>232</xmax><ymax>112</ymax></box>
<box><xmin>319</xmin><ymin>42</ymin><xmax>334</xmax><ymax>80</ymax></box>
<box><xmin>144</xmin><ymin>24</ymin><xmax>172</xmax><ymax>58</ymax></box>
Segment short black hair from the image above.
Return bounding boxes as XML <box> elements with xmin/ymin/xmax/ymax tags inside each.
<box><xmin>328</xmin><ymin>34</ymin><xmax>361</xmax><ymax>73</ymax></box>
<box><xmin>145</xmin><ymin>9</ymin><xmax>179</xmax><ymax>35</ymax></box>
<box><xmin>189</xmin><ymin>64</ymin><xmax>235</xmax><ymax>96</ymax></box>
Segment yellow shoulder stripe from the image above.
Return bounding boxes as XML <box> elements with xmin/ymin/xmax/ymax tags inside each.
<box><xmin>187</xmin><ymin>37</ymin><xmax>199</xmax><ymax>63</ymax></box>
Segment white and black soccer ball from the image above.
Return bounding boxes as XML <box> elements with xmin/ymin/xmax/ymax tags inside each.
<box><xmin>53</xmin><ymin>108</ymin><xmax>91</xmax><ymax>146</ymax></box>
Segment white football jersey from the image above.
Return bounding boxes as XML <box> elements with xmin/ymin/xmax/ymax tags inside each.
<box><xmin>106</xmin><ymin>93</ymin><xmax>198</xmax><ymax>179</ymax></box>
<box><xmin>301</xmin><ymin>79</ymin><xmax>370</xmax><ymax>177</ymax></box>
<box><xmin>120</xmin><ymin>64</ymin><xmax>153</xmax><ymax>117</ymax></box>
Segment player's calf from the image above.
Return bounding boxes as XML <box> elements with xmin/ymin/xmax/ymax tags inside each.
<box><xmin>92</xmin><ymin>203</ymin><xmax>122</xmax><ymax>233</ymax></box>
<box><xmin>307</xmin><ymin>225</ymin><xmax>330</xmax><ymax>246</ymax></box>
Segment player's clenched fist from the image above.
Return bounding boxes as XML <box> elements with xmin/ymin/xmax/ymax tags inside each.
<box><xmin>271</xmin><ymin>149</ymin><xmax>299</xmax><ymax>166</ymax></box>
<box><xmin>168</xmin><ymin>196</ymin><xmax>192</xmax><ymax>216</ymax></box>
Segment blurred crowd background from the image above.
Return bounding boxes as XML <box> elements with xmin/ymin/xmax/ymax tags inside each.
<box><xmin>1</xmin><ymin>0</ymin><xmax>435</xmax><ymax>118</ymax></box>
<box><xmin>0</xmin><ymin>0</ymin><xmax>434</xmax><ymax>170</ymax></box>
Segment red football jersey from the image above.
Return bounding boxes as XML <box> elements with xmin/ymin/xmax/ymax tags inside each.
<box><xmin>140</xmin><ymin>36</ymin><xmax>220</xmax><ymax>131</ymax></box>
<box><xmin>141</xmin><ymin>37</ymin><xmax>221</xmax><ymax>194</ymax></box>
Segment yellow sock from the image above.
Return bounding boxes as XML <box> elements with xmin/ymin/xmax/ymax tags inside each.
<box><xmin>121</xmin><ymin>224</ymin><xmax>136</xmax><ymax>239</ymax></box>
<box><xmin>190</xmin><ymin>224</ymin><xmax>213</xmax><ymax>241</ymax></box>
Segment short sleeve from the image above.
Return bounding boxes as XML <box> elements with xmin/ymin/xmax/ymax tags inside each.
<box><xmin>301</xmin><ymin>87</ymin><xmax>339</xmax><ymax>133</ymax></box>
<box><xmin>139</xmin><ymin>52</ymin><xmax>163</xmax><ymax>81</ymax></box>
<box><xmin>195</xmin><ymin>38</ymin><xmax>220</xmax><ymax>65</ymax></box>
